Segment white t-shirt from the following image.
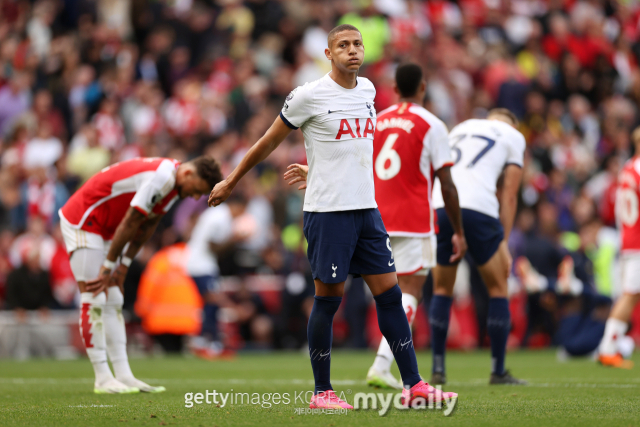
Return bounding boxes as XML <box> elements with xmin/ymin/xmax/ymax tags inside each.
<box><xmin>23</xmin><ymin>137</ymin><xmax>63</xmax><ymax>169</ymax></box>
<box><xmin>186</xmin><ymin>204</ymin><xmax>233</xmax><ymax>277</ymax></box>
<box><xmin>280</xmin><ymin>73</ymin><xmax>378</xmax><ymax>212</ymax></box>
<box><xmin>432</xmin><ymin>119</ymin><xmax>525</xmax><ymax>218</ymax></box>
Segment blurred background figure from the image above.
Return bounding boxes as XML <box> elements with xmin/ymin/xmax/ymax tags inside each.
<box><xmin>186</xmin><ymin>193</ymin><xmax>251</xmax><ymax>359</ymax></box>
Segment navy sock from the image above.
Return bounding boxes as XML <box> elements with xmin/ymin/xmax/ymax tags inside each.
<box><xmin>201</xmin><ymin>303</ymin><xmax>219</xmax><ymax>340</ymax></box>
<box><xmin>307</xmin><ymin>295</ymin><xmax>342</xmax><ymax>394</ymax></box>
<box><xmin>487</xmin><ymin>298</ymin><xmax>511</xmax><ymax>375</ymax></box>
<box><xmin>374</xmin><ymin>285</ymin><xmax>421</xmax><ymax>388</ymax></box>
<box><xmin>429</xmin><ymin>295</ymin><xmax>452</xmax><ymax>374</ymax></box>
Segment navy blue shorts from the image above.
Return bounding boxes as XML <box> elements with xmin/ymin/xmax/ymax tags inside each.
<box><xmin>303</xmin><ymin>208</ymin><xmax>396</xmax><ymax>284</ymax></box>
<box><xmin>436</xmin><ymin>208</ymin><xmax>504</xmax><ymax>266</ymax></box>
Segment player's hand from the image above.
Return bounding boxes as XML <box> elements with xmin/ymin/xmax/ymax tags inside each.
<box><xmin>110</xmin><ymin>264</ymin><xmax>128</xmax><ymax>294</ymax></box>
<box><xmin>208</xmin><ymin>179</ymin><xmax>234</xmax><ymax>207</ymax></box>
<box><xmin>284</xmin><ymin>164</ymin><xmax>308</xmax><ymax>190</ymax></box>
<box><xmin>85</xmin><ymin>266</ymin><xmax>112</xmax><ymax>297</ymax></box>
<box><xmin>450</xmin><ymin>232</ymin><xmax>467</xmax><ymax>263</ymax></box>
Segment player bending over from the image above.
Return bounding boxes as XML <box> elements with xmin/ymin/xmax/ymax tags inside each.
<box><xmin>59</xmin><ymin>156</ymin><xmax>222</xmax><ymax>393</ymax></box>
<box><xmin>597</xmin><ymin>126</ymin><xmax>640</xmax><ymax>369</ymax></box>
<box><xmin>210</xmin><ymin>24</ymin><xmax>458</xmax><ymax>409</ymax></box>
<box><xmin>431</xmin><ymin>109</ymin><xmax>527</xmax><ymax>385</ymax></box>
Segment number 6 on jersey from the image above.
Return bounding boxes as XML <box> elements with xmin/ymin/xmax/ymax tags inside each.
<box><xmin>375</xmin><ymin>133</ymin><xmax>401</xmax><ymax>180</ymax></box>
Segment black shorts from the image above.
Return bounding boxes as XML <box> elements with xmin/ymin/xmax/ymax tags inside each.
<box><xmin>436</xmin><ymin>208</ymin><xmax>504</xmax><ymax>266</ymax></box>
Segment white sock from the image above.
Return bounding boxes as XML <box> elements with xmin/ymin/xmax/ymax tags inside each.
<box><xmin>598</xmin><ymin>318</ymin><xmax>628</xmax><ymax>356</ymax></box>
<box><xmin>103</xmin><ymin>287</ymin><xmax>134</xmax><ymax>381</ymax></box>
<box><xmin>79</xmin><ymin>292</ymin><xmax>114</xmax><ymax>386</ymax></box>
<box><xmin>372</xmin><ymin>293</ymin><xmax>419</xmax><ymax>372</ymax></box>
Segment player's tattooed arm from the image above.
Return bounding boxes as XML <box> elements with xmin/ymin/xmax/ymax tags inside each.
<box><xmin>498</xmin><ymin>164</ymin><xmax>523</xmax><ymax>242</ymax></box>
<box><xmin>86</xmin><ymin>207</ymin><xmax>147</xmax><ymax>296</ymax></box>
<box><xmin>284</xmin><ymin>164</ymin><xmax>308</xmax><ymax>190</ymax></box>
<box><xmin>436</xmin><ymin>167</ymin><xmax>467</xmax><ymax>263</ymax></box>
<box><xmin>209</xmin><ymin>116</ymin><xmax>293</xmax><ymax>207</ymax></box>
<box><xmin>124</xmin><ymin>215</ymin><xmax>162</xmax><ymax>260</ymax></box>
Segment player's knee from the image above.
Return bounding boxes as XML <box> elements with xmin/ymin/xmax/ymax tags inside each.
<box><xmin>106</xmin><ymin>286</ymin><xmax>124</xmax><ymax>307</ymax></box>
<box><xmin>397</xmin><ymin>276</ymin><xmax>423</xmax><ymax>299</ymax></box>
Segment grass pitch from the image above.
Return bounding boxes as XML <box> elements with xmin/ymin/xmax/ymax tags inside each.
<box><xmin>0</xmin><ymin>350</ymin><xmax>638</xmax><ymax>427</ymax></box>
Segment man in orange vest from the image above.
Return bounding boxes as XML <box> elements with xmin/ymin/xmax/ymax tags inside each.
<box><xmin>135</xmin><ymin>243</ymin><xmax>204</xmax><ymax>352</ymax></box>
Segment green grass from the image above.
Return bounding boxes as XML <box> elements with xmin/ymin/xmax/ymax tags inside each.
<box><xmin>0</xmin><ymin>350</ymin><xmax>638</xmax><ymax>426</ymax></box>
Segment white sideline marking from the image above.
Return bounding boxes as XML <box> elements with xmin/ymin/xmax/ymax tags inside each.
<box><xmin>1</xmin><ymin>378</ymin><xmax>639</xmax><ymax>388</ymax></box>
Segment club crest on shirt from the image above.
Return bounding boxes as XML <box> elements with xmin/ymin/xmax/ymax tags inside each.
<box><xmin>286</xmin><ymin>88</ymin><xmax>297</xmax><ymax>101</ymax></box>
<box><xmin>366</xmin><ymin>102</ymin><xmax>374</xmax><ymax>117</ymax></box>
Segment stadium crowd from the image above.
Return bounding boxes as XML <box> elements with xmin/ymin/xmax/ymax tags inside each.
<box><xmin>0</xmin><ymin>0</ymin><xmax>639</xmax><ymax>356</ymax></box>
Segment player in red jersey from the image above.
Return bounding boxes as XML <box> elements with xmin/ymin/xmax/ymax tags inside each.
<box><xmin>597</xmin><ymin>128</ymin><xmax>640</xmax><ymax>369</ymax></box>
<box><xmin>284</xmin><ymin>63</ymin><xmax>466</xmax><ymax>389</ymax></box>
<box><xmin>366</xmin><ymin>64</ymin><xmax>466</xmax><ymax>388</ymax></box>
<box><xmin>59</xmin><ymin>156</ymin><xmax>222</xmax><ymax>393</ymax></box>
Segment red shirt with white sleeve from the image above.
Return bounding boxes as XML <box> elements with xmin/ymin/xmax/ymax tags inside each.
<box><xmin>373</xmin><ymin>102</ymin><xmax>453</xmax><ymax>236</ymax></box>
<box><xmin>617</xmin><ymin>157</ymin><xmax>640</xmax><ymax>252</ymax></box>
<box><xmin>59</xmin><ymin>158</ymin><xmax>180</xmax><ymax>240</ymax></box>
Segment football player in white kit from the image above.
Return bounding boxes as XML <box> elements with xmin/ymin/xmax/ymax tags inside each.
<box><xmin>431</xmin><ymin>109</ymin><xmax>527</xmax><ymax>385</ymax></box>
<box><xmin>285</xmin><ymin>64</ymin><xmax>468</xmax><ymax>390</ymax></box>
<box><xmin>209</xmin><ymin>25</ymin><xmax>457</xmax><ymax>410</ymax></box>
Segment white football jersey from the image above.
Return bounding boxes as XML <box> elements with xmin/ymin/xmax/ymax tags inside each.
<box><xmin>280</xmin><ymin>73</ymin><xmax>377</xmax><ymax>212</ymax></box>
<box><xmin>432</xmin><ymin>119</ymin><xmax>525</xmax><ymax>218</ymax></box>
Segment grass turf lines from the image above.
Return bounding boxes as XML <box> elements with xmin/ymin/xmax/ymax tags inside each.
<box><xmin>0</xmin><ymin>350</ymin><xmax>638</xmax><ymax>427</ymax></box>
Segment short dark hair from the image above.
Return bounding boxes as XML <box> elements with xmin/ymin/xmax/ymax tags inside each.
<box><xmin>191</xmin><ymin>156</ymin><xmax>223</xmax><ymax>189</ymax></box>
<box><xmin>487</xmin><ymin>108</ymin><xmax>519</xmax><ymax>127</ymax></box>
<box><xmin>327</xmin><ymin>24</ymin><xmax>361</xmax><ymax>48</ymax></box>
<box><xmin>395</xmin><ymin>63</ymin><xmax>424</xmax><ymax>98</ymax></box>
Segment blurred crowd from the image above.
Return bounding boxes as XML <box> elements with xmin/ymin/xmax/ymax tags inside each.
<box><xmin>1</xmin><ymin>0</ymin><xmax>640</xmax><ymax>355</ymax></box>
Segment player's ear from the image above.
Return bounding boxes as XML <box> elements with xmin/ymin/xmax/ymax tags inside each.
<box><xmin>393</xmin><ymin>84</ymin><xmax>399</xmax><ymax>96</ymax></box>
<box><xmin>324</xmin><ymin>48</ymin><xmax>332</xmax><ymax>61</ymax></box>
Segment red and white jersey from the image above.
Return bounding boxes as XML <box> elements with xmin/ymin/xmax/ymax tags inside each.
<box><xmin>373</xmin><ymin>102</ymin><xmax>452</xmax><ymax>236</ymax></box>
<box><xmin>59</xmin><ymin>158</ymin><xmax>180</xmax><ymax>240</ymax></box>
<box><xmin>617</xmin><ymin>157</ymin><xmax>640</xmax><ymax>252</ymax></box>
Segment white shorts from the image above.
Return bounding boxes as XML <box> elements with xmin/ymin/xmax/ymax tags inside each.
<box><xmin>620</xmin><ymin>252</ymin><xmax>640</xmax><ymax>294</ymax></box>
<box><xmin>59</xmin><ymin>212</ymin><xmax>111</xmax><ymax>254</ymax></box>
<box><xmin>389</xmin><ymin>235</ymin><xmax>436</xmax><ymax>276</ymax></box>
<box><xmin>59</xmin><ymin>213</ymin><xmax>111</xmax><ymax>282</ymax></box>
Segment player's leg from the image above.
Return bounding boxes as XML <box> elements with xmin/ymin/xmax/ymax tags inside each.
<box><xmin>103</xmin><ymin>281</ymin><xmax>166</xmax><ymax>392</ymax></box>
<box><xmin>356</xmin><ymin>209</ymin><xmax>457</xmax><ymax>405</ymax></box>
<box><xmin>476</xmin><ymin>241</ymin><xmax>526</xmax><ymax>384</ymax></box>
<box><xmin>303</xmin><ymin>211</ymin><xmax>352</xmax><ymax>409</ymax></box>
<box><xmin>429</xmin><ymin>208</ymin><xmax>459</xmax><ymax>384</ymax></box>
<box><xmin>70</xmin><ymin>249</ymin><xmax>139</xmax><ymax>394</ymax></box>
<box><xmin>598</xmin><ymin>254</ymin><xmax>640</xmax><ymax>368</ymax></box>
<box><xmin>430</xmin><ymin>264</ymin><xmax>457</xmax><ymax>384</ymax></box>
<box><xmin>368</xmin><ymin>236</ymin><xmax>428</xmax><ymax>389</ymax></box>
<box><xmin>101</xmin><ymin>240</ymin><xmax>165</xmax><ymax>393</ymax></box>
<box><xmin>190</xmin><ymin>275</ymin><xmax>226</xmax><ymax>359</ymax></box>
